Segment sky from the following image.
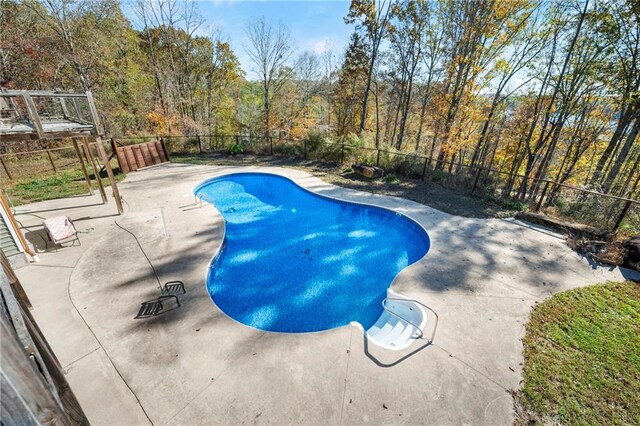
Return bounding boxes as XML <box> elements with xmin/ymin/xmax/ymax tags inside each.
<box><xmin>122</xmin><ymin>0</ymin><xmax>354</xmax><ymax>80</ymax></box>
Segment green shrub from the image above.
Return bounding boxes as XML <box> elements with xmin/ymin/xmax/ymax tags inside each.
<box><xmin>185</xmin><ymin>137</ymin><xmax>200</xmax><ymax>151</ymax></box>
<box><xmin>427</xmin><ymin>169</ymin><xmax>447</xmax><ymax>183</ymax></box>
<box><xmin>239</xmin><ymin>138</ymin><xmax>258</xmax><ymax>154</ymax></box>
<box><xmin>547</xmin><ymin>192</ymin><xmax>621</xmax><ymax>231</ymax></box>
<box><xmin>383</xmin><ymin>174</ymin><xmax>399</xmax><ymax>183</ymax></box>
<box><xmin>390</xmin><ymin>154</ymin><xmax>422</xmax><ymax>179</ymax></box>
<box><xmin>319</xmin><ymin>143</ymin><xmax>343</xmax><ymax>163</ymax></box>
<box><xmin>227</xmin><ymin>143</ymin><xmax>244</xmax><ymax>155</ymax></box>
<box><xmin>273</xmin><ymin>143</ymin><xmax>300</xmax><ymax>157</ymax></box>
<box><xmin>352</xmin><ymin>150</ymin><xmax>376</xmax><ymax>167</ymax></box>
<box><xmin>341</xmin><ymin>132</ymin><xmax>365</xmax><ymax>148</ymax></box>
<box><xmin>377</xmin><ymin>150</ymin><xmax>391</xmax><ymax>169</ymax></box>
<box><xmin>304</xmin><ymin>131</ymin><xmax>325</xmax><ymax>153</ymax></box>
<box><xmin>488</xmin><ymin>195</ymin><xmax>526</xmax><ymax>211</ymax></box>
<box><xmin>618</xmin><ymin>207</ymin><xmax>639</xmax><ymax>236</ymax></box>
<box><xmin>552</xmin><ymin>195</ymin><xmax>569</xmax><ymax>212</ymax></box>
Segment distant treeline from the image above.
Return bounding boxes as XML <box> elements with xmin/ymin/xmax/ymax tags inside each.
<box><xmin>0</xmin><ymin>0</ymin><xmax>638</xmax><ymax>200</ymax></box>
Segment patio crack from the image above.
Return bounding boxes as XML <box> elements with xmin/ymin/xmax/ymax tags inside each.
<box><xmin>338</xmin><ymin>326</ymin><xmax>354</xmax><ymax>426</ymax></box>
<box><xmin>162</xmin><ymin>332</ymin><xmax>268</xmax><ymax>425</ymax></box>
<box><xmin>432</xmin><ymin>343</ymin><xmax>510</xmax><ymax>391</ymax></box>
<box><xmin>62</xmin><ymin>346</ymin><xmax>100</xmax><ymax>371</ymax></box>
<box><xmin>66</xmin><ymin>249</ymin><xmax>155</xmax><ymax>425</ymax></box>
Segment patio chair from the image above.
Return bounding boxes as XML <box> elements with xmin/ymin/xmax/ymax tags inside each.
<box><xmin>43</xmin><ymin>216</ymin><xmax>80</xmax><ymax>248</ymax></box>
<box><xmin>135</xmin><ymin>281</ymin><xmax>186</xmax><ymax>319</ymax></box>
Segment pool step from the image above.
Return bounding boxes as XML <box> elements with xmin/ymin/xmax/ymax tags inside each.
<box><xmin>366</xmin><ymin>294</ymin><xmax>429</xmax><ymax>351</ymax></box>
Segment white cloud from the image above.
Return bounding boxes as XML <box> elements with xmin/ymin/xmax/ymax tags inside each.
<box><xmin>308</xmin><ymin>38</ymin><xmax>333</xmax><ymax>54</ymax></box>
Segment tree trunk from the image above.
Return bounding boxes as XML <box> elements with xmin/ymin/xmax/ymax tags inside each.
<box><xmin>602</xmin><ymin>116</ymin><xmax>640</xmax><ymax>193</ymax></box>
<box><xmin>590</xmin><ymin>107</ymin><xmax>635</xmax><ymax>186</ymax></box>
<box><xmin>374</xmin><ymin>85</ymin><xmax>380</xmax><ymax>148</ymax></box>
<box><xmin>264</xmin><ymin>79</ymin><xmax>270</xmax><ymax>137</ymax></box>
<box><xmin>415</xmin><ymin>86</ymin><xmax>430</xmax><ymax>151</ymax></box>
<box><xmin>470</xmin><ymin>91</ymin><xmax>501</xmax><ymax>172</ymax></box>
<box><xmin>396</xmin><ymin>64</ymin><xmax>418</xmax><ymax>150</ymax></box>
<box><xmin>517</xmin><ymin>3</ymin><xmax>587</xmax><ymax>198</ymax></box>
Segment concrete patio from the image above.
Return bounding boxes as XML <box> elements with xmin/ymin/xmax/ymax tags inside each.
<box><xmin>14</xmin><ymin>163</ymin><xmax>639</xmax><ymax>425</ymax></box>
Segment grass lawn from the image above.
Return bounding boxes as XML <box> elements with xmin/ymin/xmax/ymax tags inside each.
<box><xmin>515</xmin><ymin>281</ymin><xmax>640</xmax><ymax>425</ymax></box>
<box><xmin>2</xmin><ymin>165</ymin><xmax>124</xmax><ymax>206</ymax></box>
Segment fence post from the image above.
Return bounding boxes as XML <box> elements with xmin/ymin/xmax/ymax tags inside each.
<box><xmin>159</xmin><ymin>137</ymin><xmax>171</xmax><ymax>161</ymax></box>
<box><xmin>81</xmin><ymin>137</ymin><xmax>107</xmax><ymax>204</ymax></box>
<box><xmin>0</xmin><ymin>156</ymin><xmax>11</xmax><ymax>180</ymax></box>
<box><xmin>197</xmin><ymin>135</ymin><xmax>202</xmax><ymax>154</ymax></box>
<box><xmin>471</xmin><ymin>167</ymin><xmax>483</xmax><ymax>195</ymax></box>
<box><xmin>303</xmin><ymin>140</ymin><xmax>307</xmax><ymax>159</ymax></box>
<box><xmin>341</xmin><ymin>142</ymin><xmax>345</xmax><ymax>164</ymax></box>
<box><xmin>270</xmin><ymin>136</ymin><xmax>274</xmax><ymax>155</ymax></box>
<box><xmin>95</xmin><ymin>136</ymin><xmax>124</xmax><ymax>215</ymax></box>
<box><xmin>376</xmin><ymin>150</ymin><xmax>381</xmax><ymax>168</ymax></box>
<box><xmin>235</xmin><ymin>135</ymin><xmax>240</xmax><ymax>145</ymax></box>
<box><xmin>72</xmin><ymin>138</ymin><xmax>92</xmax><ymax>192</ymax></box>
<box><xmin>46</xmin><ymin>150</ymin><xmax>57</xmax><ymax>173</ymax></box>
<box><xmin>535</xmin><ymin>181</ymin><xmax>551</xmax><ymax>212</ymax></box>
<box><xmin>612</xmin><ymin>200</ymin><xmax>632</xmax><ymax>233</ymax></box>
<box><xmin>421</xmin><ymin>157</ymin><xmax>428</xmax><ymax>182</ymax></box>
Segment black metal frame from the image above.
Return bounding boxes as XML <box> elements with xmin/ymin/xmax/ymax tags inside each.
<box><xmin>134</xmin><ymin>281</ymin><xmax>186</xmax><ymax>319</ymax></box>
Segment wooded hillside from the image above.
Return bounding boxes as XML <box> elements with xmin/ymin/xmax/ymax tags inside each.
<box><xmin>1</xmin><ymin>0</ymin><xmax>638</xmax><ymax>201</ymax></box>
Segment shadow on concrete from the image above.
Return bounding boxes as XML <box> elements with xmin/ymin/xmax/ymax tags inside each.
<box><xmin>362</xmin><ymin>331</ymin><xmax>435</xmax><ymax>368</ymax></box>
<box><xmin>621</xmin><ymin>267</ymin><xmax>640</xmax><ymax>282</ymax></box>
<box><xmin>67</xmin><ymin>163</ymin><xmax>638</xmax><ymax>377</ymax></box>
<box><xmin>94</xmin><ymin>221</ymin><xmax>225</xmax><ymax>331</ymax></box>
<box><xmin>573</xmin><ymin>248</ymin><xmax>640</xmax><ymax>280</ymax></box>
<box><xmin>359</xmin><ymin>301</ymin><xmax>440</xmax><ymax>368</ymax></box>
<box><xmin>124</xmin><ymin>162</ymin><xmax>628</xmax><ymax>300</ymax></box>
<box><xmin>24</xmin><ymin>228</ymin><xmax>52</xmax><ymax>252</ymax></box>
<box><xmin>23</xmin><ymin>228</ymin><xmax>81</xmax><ymax>253</ymax></box>
<box><xmin>17</xmin><ymin>201</ymin><xmax>106</xmax><ymax>215</ymax></box>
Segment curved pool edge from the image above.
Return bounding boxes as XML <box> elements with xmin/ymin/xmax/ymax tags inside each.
<box><xmin>193</xmin><ymin>170</ymin><xmax>431</xmax><ymax>250</ymax></box>
<box><xmin>193</xmin><ymin>168</ymin><xmax>432</xmax><ymax>336</ymax></box>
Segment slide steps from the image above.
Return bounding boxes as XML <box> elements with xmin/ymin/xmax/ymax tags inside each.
<box><xmin>366</xmin><ymin>292</ymin><xmax>429</xmax><ymax>351</ymax></box>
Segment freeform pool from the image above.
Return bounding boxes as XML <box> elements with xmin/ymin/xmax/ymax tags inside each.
<box><xmin>195</xmin><ymin>172</ymin><xmax>430</xmax><ymax>333</ymax></box>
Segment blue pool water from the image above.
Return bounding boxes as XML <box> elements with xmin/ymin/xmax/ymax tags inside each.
<box><xmin>195</xmin><ymin>173</ymin><xmax>430</xmax><ymax>333</ymax></box>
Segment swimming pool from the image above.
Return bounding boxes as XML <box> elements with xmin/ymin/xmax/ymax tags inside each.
<box><xmin>195</xmin><ymin>172</ymin><xmax>430</xmax><ymax>333</ymax></box>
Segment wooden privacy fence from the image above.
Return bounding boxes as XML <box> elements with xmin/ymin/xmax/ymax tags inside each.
<box><xmin>112</xmin><ymin>138</ymin><xmax>170</xmax><ymax>173</ymax></box>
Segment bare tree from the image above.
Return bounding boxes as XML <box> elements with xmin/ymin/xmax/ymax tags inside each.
<box><xmin>345</xmin><ymin>0</ymin><xmax>395</xmax><ymax>135</ymax></box>
<box><xmin>320</xmin><ymin>48</ymin><xmax>337</xmax><ymax>129</ymax></box>
<box><xmin>388</xmin><ymin>0</ymin><xmax>429</xmax><ymax>150</ymax></box>
<box><xmin>133</xmin><ymin>0</ymin><xmax>169</xmax><ymax>119</ymax></box>
<box><xmin>26</xmin><ymin>0</ymin><xmax>115</xmax><ymax>91</ymax></box>
<box><xmin>469</xmin><ymin>4</ymin><xmax>543</xmax><ymax>172</ymax></box>
<box><xmin>245</xmin><ymin>17</ymin><xmax>294</xmax><ymax>136</ymax></box>
<box><xmin>593</xmin><ymin>0</ymin><xmax>640</xmax><ymax>191</ymax></box>
<box><xmin>414</xmin><ymin>1</ymin><xmax>445</xmax><ymax>152</ymax></box>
